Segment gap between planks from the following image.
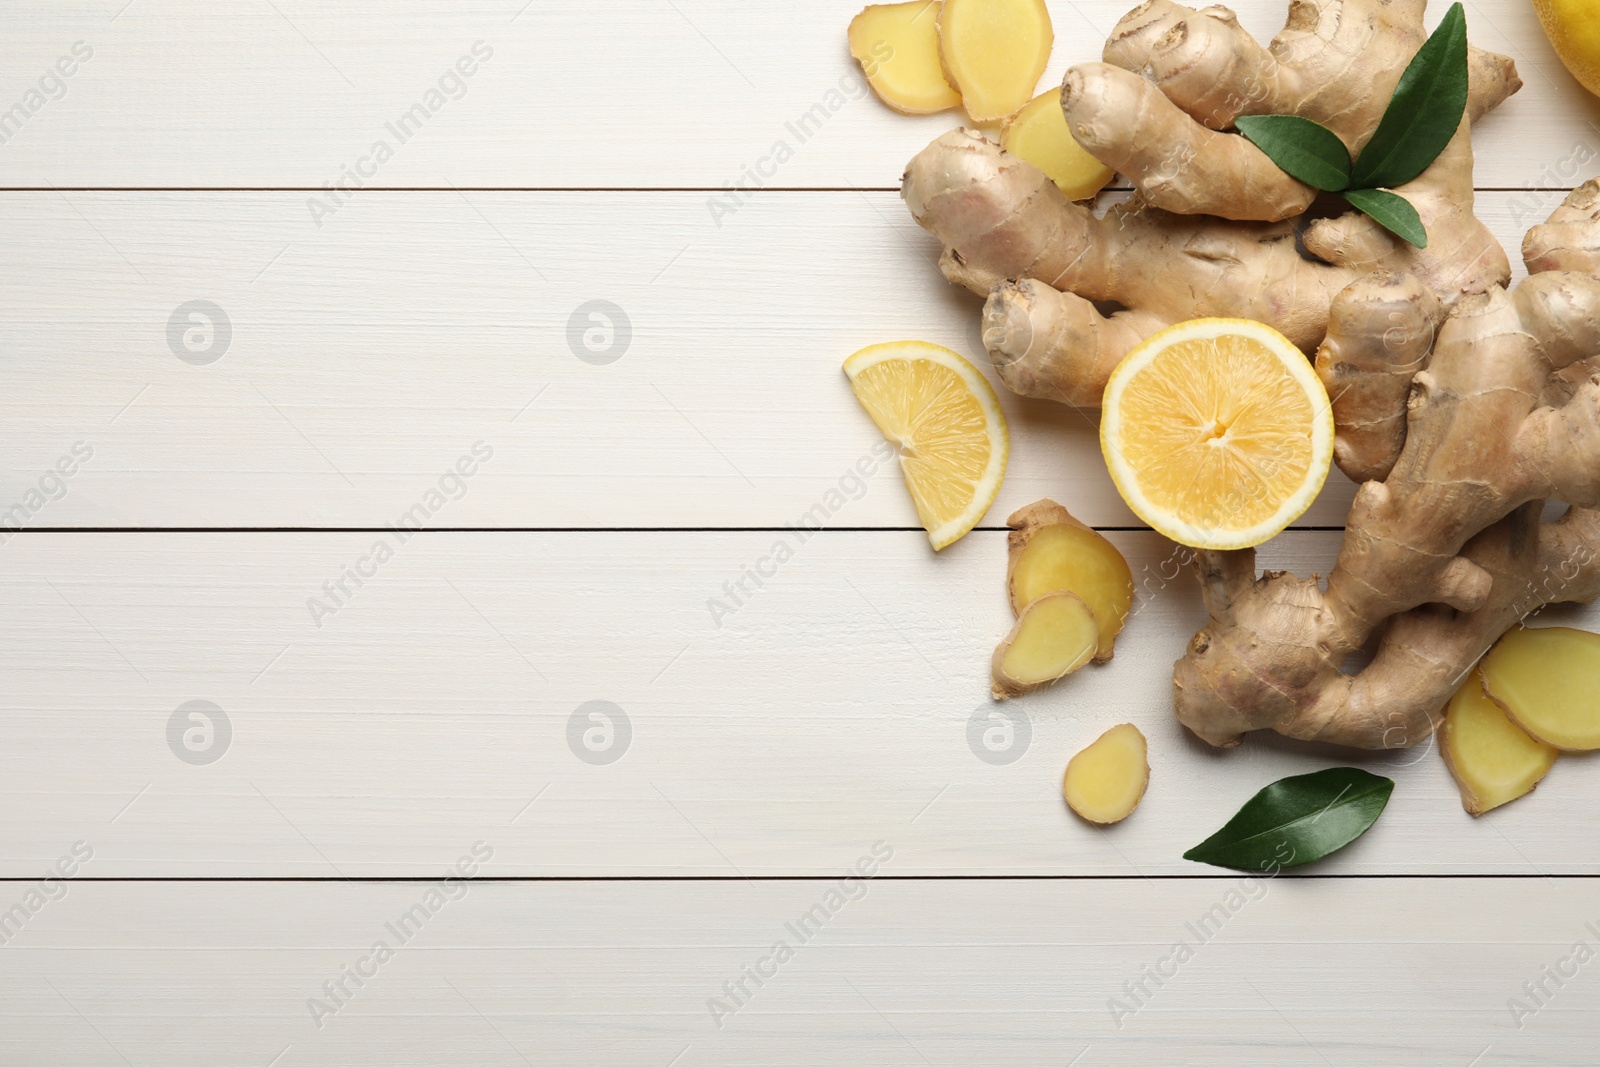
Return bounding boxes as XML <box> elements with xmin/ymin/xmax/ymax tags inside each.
<box><xmin>1</xmin><ymin>873</ymin><xmax>1596</xmax><ymax>882</ymax></box>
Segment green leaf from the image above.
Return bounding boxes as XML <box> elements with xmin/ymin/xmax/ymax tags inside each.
<box><xmin>1344</xmin><ymin>188</ymin><xmax>1428</xmax><ymax>248</ymax></box>
<box><xmin>1349</xmin><ymin>2</ymin><xmax>1469</xmax><ymax>190</ymax></box>
<box><xmin>1183</xmin><ymin>767</ymin><xmax>1395</xmax><ymax>871</ymax></box>
<box><xmin>1235</xmin><ymin>115</ymin><xmax>1353</xmax><ymax>192</ymax></box>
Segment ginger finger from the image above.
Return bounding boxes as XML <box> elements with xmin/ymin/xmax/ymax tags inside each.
<box><xmin>1105</xmin><ymin>0</ymin><xmax>1517</xmax><ymax>137</ymax></box>
<box><xmin>1061</xmin><ymin>63</ymin><xmax>1315</xmax><ymax>222</ymax></box>
<box><xmin>1525</xmin><ymin>181</ymin><xmax>1600</xmax><ymax>275</ymax></box>
<box><xmin>902</xmin><ymin>128</ymin><xmax>1100</xmax><ymax>298</ymax></box>
<box><xmin>1107</xmin><ymin>2</ymin><xmax>1283</xmax><ymax>130</ymax></box>
<box><xmin>981</xmin><ymin>280</ymin><xmax>1168</xmax><ymax>409</ymax></box>
<box><xmin>1514</xmin><ymin>271</ymin><xmax>1600</xmax><ymax>370</ymax></box>
<box><xmin>1314</xmin><ymin>271</ymin><xmax>1444</xmax><ymax>483</ymax></box>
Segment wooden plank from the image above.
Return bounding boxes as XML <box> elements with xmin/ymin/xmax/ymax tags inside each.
<box><xmin>3</xmin><ymin>528</ymin><xmax>1596</xmax><ymax>877</ymax></box>
<box><xmin>1</xmin><ymin>1</ymin><xmax>1595</xmax><ymax>190</ymax></box>
<box><xmin>0</xmin><ymin>190</ymin><xmax>1563</xmax><ymax>530</ymax></box>
<box><xmin>2</xmin><ymin>877</ymin><xmax>1596</xmax><ymax>1064</ymax></box>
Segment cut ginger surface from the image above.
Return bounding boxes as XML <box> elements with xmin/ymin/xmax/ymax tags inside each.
<box><xmin>1441</xmin><ymin>668</ymin><xmax>1557</xmax><ymax>816</ymax></box>
<box><xmin>937</xmin><ymin>0</ymin><xmax>1053</xmax><ymax>121</ymax></box>
<box><xmin>991</xmin><ymin>590</ymin><xmax>1098</xmax><ymax>699</ymax></box>
<box><xmin>1481</xmin><ymin>626</ymin><xmax>1600</xmax><ymax>750</ymax></box>
<box><xmin>1001</xmin><ymin>88</ymin><xmax>1113</xmax><ymax>200</ymax></box>
<box><xmin>1006</xmin><ymin>501</ymin><xmax>1132</xmax><ymax>661</ymax></box>
<box><xmin>1062</xmin><ymin>723</ymin><xmax>1148</xmax><ymax>825</ymax></box>
<box><xmin>848</xmin><ymin>2</ymin><xmax>961</xmax><ymax>114</ymax></box>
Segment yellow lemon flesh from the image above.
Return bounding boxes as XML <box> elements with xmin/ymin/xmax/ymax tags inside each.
<box><xmin>1100</xmin><ymin>318</ymin><xmax>1334</xmax><ymax>550</ymax></box>
<box><xmin>844</xmin><ymin>341</ymin><xmax>1009</xmax><ymax>550</ymax></box>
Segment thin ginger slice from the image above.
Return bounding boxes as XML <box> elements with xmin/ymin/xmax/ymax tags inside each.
<box><xmin>1481</xmin><ymin>626</ymin><xmax>1600</xmax><ymax>750</ymax></box>
<box><xmin>1440</xmin><ymin>668</ymin><xmax>1557</xmax><ymax>816</ymax></box>
<box><xmin>849</xmin><ymin>2</ymin><xmax>962</xmax><ymax>115</ymax></box>
<box><xmin>937</xmin><ymin>0</ymin><xmax>1053</xmax><ymax>122</ymax></box>
<box><xmin>1007</xmin><ymin>501</ymin><xmax>1132</xmax><ymax>662</ymax></box>
<box><xmin>1063</xmin><ymin>723</ymin><xmax>1148</xmax><ymax>825</ymax></box>
<box><xmin>991</xmin><ymin>590</ymin><xmax>1097</xmax><ymax>699</ymax></box>
<box><xmin>1000</xmin><ymin>89</ymin><xmax>1113</xmax><ymax>200</ymax></box>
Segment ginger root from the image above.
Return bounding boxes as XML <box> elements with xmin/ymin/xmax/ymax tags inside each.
<box><xmin>1062</xmin><ymin>723</ymin><xmax>1148</xmax><ymax>824</ymax></box>
<box><xmin>936</xmin><ymin>0</ymin><xmax>1053</xmax><ymax>122</ymax></box>
<box><xmin>1000</xmin><ymin>89</ymin><xmax>1113</xmax><ymax>201</ymax></box>
<box><xmin>903</xmin><ymin>0</ymin><xmax>1519</xmax><ymax>406</ymax></box>
<box><xmin>850</xmin><ymin>2</ymin><xmax>962</xmax><ymax>115</ymax></box>
<box><xmin>1174</xmin><ymin>182</ymin><xmax>1600</xmax><ymax>749</ymax></box>
<box><xmin>1440</xmin><ymin>667</ymin><xmax>1557</xmax><ymax>816</ymax></box>
<box><xmin>1006</xmin><ymin>499</ymin><xmax>1132</xmax><ymax>661</ymax></box>
<box><xmin>991</xmin><ymin>591</ymin><xmax>1098</xmax><ymax>699</ymax></box>
<box><xmin>1481</xmin><ymin>626</ymin><xmax>1600</xmax><ymax>751</ymax></box>
<box><xmin>890</xmin><ymin>0</ymin><xmax>1600</xmax><ymax>752</ymax></box>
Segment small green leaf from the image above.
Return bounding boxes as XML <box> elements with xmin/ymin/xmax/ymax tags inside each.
<box><xmin>1344</xmin><ymin>188</ymin><xmax>1428</xmax><ymax>248</ymax></box>
<box><xmin>1349</xmin><ymin>2</ymin><xmax>1469</xmax><ymax>190</ymax></box>
<box><xmin>1235</xmin><ymin>115</ymin><xmax>1352</xmax><ymax>192</ymax></box>
<box><xmin>1183</xmin><ymin>767</ymin><xmax>1395</xmax><ymax>871</ymax></box>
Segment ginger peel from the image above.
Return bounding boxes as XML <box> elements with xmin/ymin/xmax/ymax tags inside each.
<box><xmin>893</xmin><ymin>0</ymin><xmax>1600</xmax><ymax>754</ymax></box>
<box><xmin>1175</xmin><ymin>189</ymin><xmax>1600</xmax><ymax>750</ymax></box>
<box><xmin>903</xmin><ymin>0</ymin><xmax>1519</xmax><ymax>405</ymax></box>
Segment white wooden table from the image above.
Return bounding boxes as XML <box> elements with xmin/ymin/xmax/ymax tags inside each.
<box><xmin>3</xmin><ymin>1</ymin><xmax>1599</xmax><ymax>1063</ymax></box>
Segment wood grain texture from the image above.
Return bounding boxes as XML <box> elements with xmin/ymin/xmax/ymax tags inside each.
<box><xmin>0</xmin><ymin>191</ymin><xmax>1570</xmax><ymax>530</ymax></box>
<box><xmin>4</xmin><ymin>529</ymin><xmax>1596</xmax><ymax>877</ymax></box>
<box><xmin>2</xmin><ymin>878</ymin><xmax>1596</xmax><ymax>1065</ymax></box>
<box><xmin>2</xmin><ymin>0</ymin><xmax>1596</xmax><ymax>189</ymax></box>
<box><xmin>5</xmin><ymin>1</ymin><xmax>1600</xmax><ymax>1060</ymax></box>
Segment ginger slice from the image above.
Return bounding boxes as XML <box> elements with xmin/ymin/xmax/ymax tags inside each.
<box><xmin>937</xmin><ymin>0</ymin><xmax>1053</xmax><ymax>122</ymax></box>
<box><xmin>1000</xmin><ymin>88</ymin><xmax>1114</xmax><ymax>200</ymax></box>
<box><xmin>1006</xmin><ymin>500</ymin><xmax>1132</xmax><ymax>662</ymax></box>
<box><xmin>849</xmin><ymin>2</ymin><xmax>962</xmax><ymax>115</ymax></box>
<box><xmin>1440</xmin><ymin>668</ymin><xmax>1557</xmax><ymax>816</ymax></box>
<box><xmin>1481</xmin><ymin>626</ymin><xmax>1600</xmax><ymax>750</ymax></box>
<box><xmin>1062</xmin><ymin>723</ymin><xmax>1148</xmax><ymax>825</ymax></box>
<box><xmin>991</xmin><ymin>590</ymin><xmax>1097</xmax><ymax>699</ymax></box>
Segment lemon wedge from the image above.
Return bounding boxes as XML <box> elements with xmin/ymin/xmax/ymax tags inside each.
<box><xmin>844</xmin><ymin>341</ymin><xmax>1009</xmax><ymax>550</ymax></box>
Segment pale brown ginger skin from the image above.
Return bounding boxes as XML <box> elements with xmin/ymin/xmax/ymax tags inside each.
<box><xmin>896</xmin><ymin>0</ymin><xmax>1600</xmax><ymax>750</ymax></box>
<box><xmin>901</xmin><ymin>0</ymin><xmax>1518</xmax><ymax>408</ymax></box>
<box><xmin>1174</xmin><ymin>182</ymin><xmax>1600</xmax><ymax>749</ymax></box>
<box><xmin>1313</xmin><ymin>271</ymin><xmax>1443</xmax><ymax>483</ymax></box>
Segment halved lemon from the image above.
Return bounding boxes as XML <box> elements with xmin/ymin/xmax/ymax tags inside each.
<box><xmin>844</xmin><ymin>341</ymin><xmax>1009</xmax><ymax>550</ymax></box>
<box><xmin>1100</xmin><ymin>318</ymin><xmax>1333</xmax><ymax>550</ymax></box>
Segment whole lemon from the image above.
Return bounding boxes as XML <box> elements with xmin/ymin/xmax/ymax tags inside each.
<box><xmin>1535</xmin><ymin>0</ymin><xmax>1600</xmax><ymax>97</ymax></box>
